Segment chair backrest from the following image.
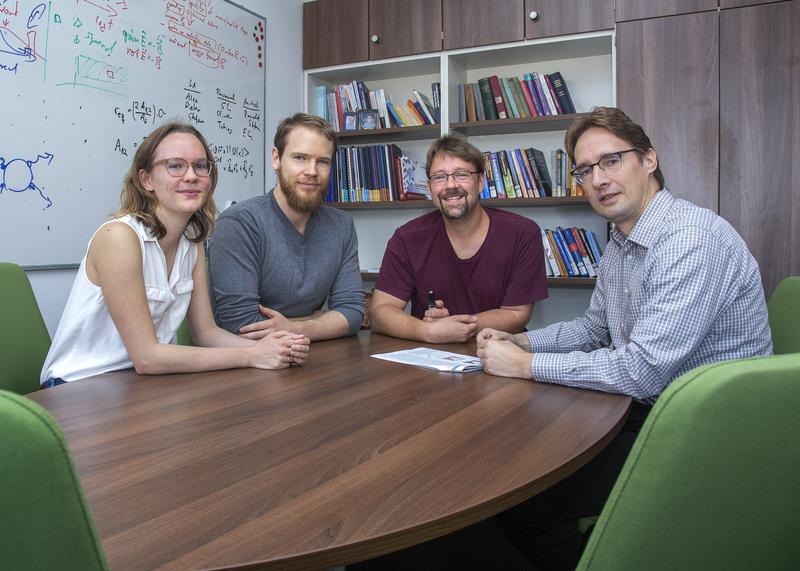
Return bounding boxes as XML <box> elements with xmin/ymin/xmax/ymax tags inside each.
<box><xmin>577</xmin><ymin>354</ymin><xmax>800</xmax><ymax>571</ymax></box>
<box><xmin>0</xmin><ymin>390</ymin><xmax>109</xmax><ymax>570</ymax></box>
<box><xmin>768</xmin><ymin>276</ymin><xmax>800</xmax><ymax>354</ymax></box>
<box><xmin>0</xmin><ymin>263</ymin><xmax>51</xmax><ymax>393</ymax></box>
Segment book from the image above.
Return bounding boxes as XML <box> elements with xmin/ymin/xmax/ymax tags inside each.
<box><xmin>558</xmin><ymin>226</ymin><xmax>589</xmax><ymax>276</ymax></box>
<box><xmin>547</xmin><ymin>229</ymin><xmax>574</xmax><ymax>276</ymax></box>
<box><xmin>544</xmin><ymin>74</ymin><xmax>564</xmax><ymax>114</ymax></box>
<box><xmin>482</xmin><ymin>152</ymin><xmax>498</xmax><ymax>198</ymax></box>
<box><xmin>500</xmin><ymin>77</ymin><xmax>519</xmax><ymax>118</ymax></box>
<box><xmin>518</xmin><ymin>76</ymin><xmax>538</xmax><ymax>117</ymax></box>
<box><xmin>470</xmin><ymin>83</ymin><xmax>485</xmax><ymax>121</ymax></box>
<box><xmin>412</xmin><ymin>88</ymin><xmax>437</xmax><ymax>124</ymax></box>
<box><xmin>464</xmin><ymin>82</ymin><xmax>478</xmax><ymax>122</ymax></box>
<box><xmin>570</xmin><ymin>227</ymin><xmax>596</xmax><ymax>277</ymax></box>
<box><xmin>527</xmin><ymin>148</ymin><xmax>553</xmax><ymax>196</ymax></box>
<box><xmin>457</xmin><ymin>83</ymin><xmax>466</xmax><ymax>122</ymax></box>
<box><xmin>513</xmin><ymin>148</ymin><xmax>535</xmax><ymax>198</ymax></box>
<box><xmin>509</xmin><ymin>77</ymin><xmax>529</xmax><ymax>118</ymax></box>
<box><xmin>541</xmin><ymin>229</ymin><xmax>561</xmax><ymax>277</ymax></box>
<box><xmin>488</xmin><ymin>152</ymin><xmax>506</xmax><ymax>198</ymax></box>
<box><xmin>548</xmin><ymin>71</ymin><xmax>576</xmax><ymax>114</ymax></box>
<box><xmin>488</xmin><ymin>76</ymin><xmax>508</xmax><ymax>119</ymax></box>
<box><xmin>531</xmin><ymin>73</ymin><xmax>552</xmax><ymax>115</ymax></box>
<box><xmin>371</xmin><ymin>348</ymin><xmax>483</xmax><ymax>373</ymax></box>
<box><xmin>523</xmin><ymin>73</ymin><xmax>544</xmax><ymax>116</ymax></box>
<box><xmin>497</xmin><ymin>150</ymin><xmax>517</xmax><ymax>198</ymax></box>
<box><xmin>478</xmin><ymin>77</ymin><xmax>498</xmax><ymax>120</ymax></box>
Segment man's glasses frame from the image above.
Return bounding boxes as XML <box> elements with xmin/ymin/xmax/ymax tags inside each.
<box><xmin>570</xmin><ymin>148</ymin><xmax>641</xmax><ymax>185</ymax></box>
<box><xmin>428</xmin><ymin>170</ymin><xmax>480</xmax><ymax>187</ymax></box>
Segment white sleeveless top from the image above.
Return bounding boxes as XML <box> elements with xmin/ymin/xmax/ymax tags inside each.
<box><xmin>40</xmin><ymin>215</ymin><xmax>197</xmax><ymax>384</ymax></box>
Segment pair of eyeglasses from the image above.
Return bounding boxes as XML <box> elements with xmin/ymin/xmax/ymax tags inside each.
<box><xmin>570</xmin><ymin>149</ymin><xmax>641</xmax><ymax>185</ymax></box>
<box><xmin>150</xmin><ymin>158</ymin><xmax>214</xmax><ymax>178</ymax></box>
<box><xmin>428</xmin><ymin>170</ymin><xmax>479</xmax><ymax>187</ymax></box>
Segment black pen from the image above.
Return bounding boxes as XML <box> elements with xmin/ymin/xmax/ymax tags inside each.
<box><xmin>427</xmin><ymin>289</ymin><xmax>436</xmax><ymax>310</ymax></box>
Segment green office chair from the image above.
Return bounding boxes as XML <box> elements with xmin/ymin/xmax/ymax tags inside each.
<box><xmin>0</xmin><ymin>390</ymin><xmax>109</xmax><ymax>570</ymax></box>
<box><xmin>0</xmin><ymin>263</ymin><xmax>51</xmax><ymax>394</ymax></box>
<box><xmin>767</xmin><ymin>276</ymin><xmax>800</xmax><ymax>354</ymax></box>
<box><xmin>176</xmin><ymin>317</ymin><xmax>194</xmax><ymax>346</ymax></box>
<box><xmin>577</xmin><ymin>354</ymin><xmax>800</xmax><ymax>570</ymax></box>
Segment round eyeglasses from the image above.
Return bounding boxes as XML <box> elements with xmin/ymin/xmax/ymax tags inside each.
<box><xmin>428</xmin><ymin>170</ymin><xmax>479</xmax><ymax>187</ymax></box>
<box><xmin>150</xmin><ymin>158</ymin><xmax>214</xmax><ymax>178</ymax></box>
<box><xmin>570</xmin><ymin>149</ymin><xmax>641</xmax><ymax>185</ymax></box>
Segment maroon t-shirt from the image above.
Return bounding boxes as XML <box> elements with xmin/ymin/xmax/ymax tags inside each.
<box><xmin>375</xmin><ymin>208</ymin><xmax>548</xmax><ymax>318</ymax></box>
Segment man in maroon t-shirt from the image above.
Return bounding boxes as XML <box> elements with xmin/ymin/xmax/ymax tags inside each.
<box><xmin>369</xmin><ymin>135</ymin><xmax>548</xmax><ymax>344</ymax></box>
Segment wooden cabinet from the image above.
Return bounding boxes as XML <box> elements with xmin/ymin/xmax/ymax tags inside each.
<box><xmin>370</xmin><ymin>0</ymin><xmax>442</xmax><ymax>60</ymax></box>
<box><xmin>615</xmin><ymin>0</ymin><xmax>718</xmax><ymax>21</ymax></box>
<box><xmin>443</xmin><ymin>0</ymin><xmax>524</xmax><ymax>50</ymax></box>
<box><xmin>303</xmin><ymin>0</ymin><xmax>368</xmax><ymax>69</ymax></box>
<box><xmin>616</xmin><ymin>11</ymin><xmax>719</xmax><ymax>212</ymax></box>
<box><xmin>525</xmin><ymin>0</ymin><xmax>614</xmax><ymax>39</ymax></box>
<box><xmin>303</xmin><ymin>0</ymin><xmax>370</xmax><ymax>69</ymax></box>
<box><xmin>719</xmin><ymin>0</ymin><xmax>800</xmax><ymax>295</ymax></box>
<box><xmin>304</xmin><ymin>0</ymin><xmax>443</xmax><ymax>69</ymax></box>
<box><xmin>720</xmin><ymin>0</ymin><xmax>784</xmax><ymax>7</ymax></box>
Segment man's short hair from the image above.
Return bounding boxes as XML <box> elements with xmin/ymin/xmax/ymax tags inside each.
<box><xmin>565</xmin><ymin>106</ymin><xmax>665</xmax><ymax>189</ymax></box>
<box><xmin>425</xmin><ymin>135</ymin><xmax>485</xmax><ymax>178</ymax></box>
<box><xmin>274</xmin><ymin>113</ymin><xmax>338</xmax><ymax>159</ymax></box>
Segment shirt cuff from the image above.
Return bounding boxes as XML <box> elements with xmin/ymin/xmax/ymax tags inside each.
<box><xmin>530</xmin><ymin>352</ymin><xmax>567</xmax><ymax>384</ymax></box>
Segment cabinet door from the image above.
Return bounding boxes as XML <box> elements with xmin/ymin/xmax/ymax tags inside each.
<box><xmin>616</xmin><ymin>0</ymin><xmax>718</xmax><ymax>21</ymax></box>
<box><xmin>303</xmin><ymin>0</ymin><xmax>369</xmax><ymax>69</ymax></box>
<box><xmin>616</xmin><ymin>11</ymin><xmax>719</xmax><ymax>212</ymax></box>
<box><xmin>720</xmin><ymin>1</ymin><xmax>800</xmax><ymax>296</ymax></box>
<box><xmin>443</xmin><ymin>0</ymin><xmax>524</xmax><ymax>50</ymax></box>
<box><xmin>720</xmin><ymin>0</ymin><xmax>783</xmax><ymax>7</ymax></box>
<box><xmin>525</xmin><ymin>0</ymin><xmax>613</xmax><ymax>39</ymax></box>
<box><xmin>370</xmin><ymin>0</ymin><xmax>442</xmax><ymax>60</ymax></box>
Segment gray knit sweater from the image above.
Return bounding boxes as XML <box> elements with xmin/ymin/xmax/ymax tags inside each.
<box><xmin>208</xmin><ymin>190</ymin><xmax>364</xmax><ymax>336</ymax></box>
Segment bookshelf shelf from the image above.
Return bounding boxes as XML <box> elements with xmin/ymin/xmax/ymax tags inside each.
<box><xmin>326</xmin><ymin>196</ymin><xmax>589</xmax><ymax>210</ymax></box>
<box><xmin>336</xmin><ymin>124</ymin><xmax>440</xmax><ymax>143</ymax></box>
<box><xmin>450</xmin><ymin>113</ymin><xmax>589</xmax><ymax>137</ymax></box>
<box><xmin>360</xmin><ymin>271</ymin><xmax>596</xmax><ymax>288</ymax></box>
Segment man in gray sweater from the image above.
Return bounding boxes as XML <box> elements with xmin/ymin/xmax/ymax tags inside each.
<box><xmin>208</xmin><ymin>113</ymin><xmax>364</xmax><ymax>341</ymax></box>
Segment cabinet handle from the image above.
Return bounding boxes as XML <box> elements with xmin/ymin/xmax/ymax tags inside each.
<box><xmin>371</xmin><ymin>34</ymin><xmax>380</xmax><ymax>44</ymax></box>
<box><xmin>529</xmin><ymin>11</ymin><xmax>539</xmax><ymax>21</ymax></box>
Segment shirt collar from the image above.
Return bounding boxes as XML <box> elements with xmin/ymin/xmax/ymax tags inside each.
<box><xmin>610</xmin><ymin>188</ymin><xmax>674</xmax><ymax>248</ymax></box>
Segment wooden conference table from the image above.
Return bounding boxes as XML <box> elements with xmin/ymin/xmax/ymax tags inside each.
<box><xmin>29</xmin><ymin>332</ymin><xmax>630</xmax><ymax>570</ymax></box>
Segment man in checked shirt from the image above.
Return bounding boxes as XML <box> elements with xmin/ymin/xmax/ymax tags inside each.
<box><xmin>477</xmin><ymin>106</ymin><xmax>773</xmax><ymax>570</ymax></box>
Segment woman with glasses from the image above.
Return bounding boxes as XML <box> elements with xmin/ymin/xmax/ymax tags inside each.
<box><xmin>41</xmin><ymin>122</ymin><xmax>310</xmax><ymax>386</ymax></box>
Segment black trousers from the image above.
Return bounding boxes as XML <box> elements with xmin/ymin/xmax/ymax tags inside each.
<box><xmin>495</xmin><ymin>401</ymin><xmax>651</xmax><ymax>570</ymax></box>
<box><xmin>351</xmin><ymin>402</ymin><xmax>650</xmax><ymax>571</ymax></box>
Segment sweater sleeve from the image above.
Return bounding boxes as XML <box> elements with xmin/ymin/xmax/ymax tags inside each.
<box><xmin>325</xmin><ymin>217</ymin><xmax>365</xmax><ymax>336</ymax></box>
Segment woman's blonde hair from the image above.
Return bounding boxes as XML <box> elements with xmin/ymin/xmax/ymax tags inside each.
<box><xmin>115</xmin><ymin>122</ymin><xmax>218</xmax><ymax>242</ymax></box>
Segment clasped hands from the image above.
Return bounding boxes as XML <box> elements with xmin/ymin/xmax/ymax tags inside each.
<box><xmin>422</xmin><ymin>299</ymin><xmax>479</xmax><ymax>343</ymax></box>
<box><xmin>476</xmin><ymin>328</ymin><xmax>533</xmax><ymax>379</ymax></box>
<box><xmin>241</xmin><ymin>305</ymin><xmax>310</xmax><ymax>368</ymax></box>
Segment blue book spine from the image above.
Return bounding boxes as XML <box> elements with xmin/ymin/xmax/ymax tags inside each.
<box><xmin>558</xmin><ymin>226</ymin><xmax>588</xmax><ymax>276</ymax></box>
<box><xmin>549</xmin><ymin>229</ymin><xmax>575</xmax><ymax>276</ymax></box>
<box><xmin>513</xmin><ymin>148</ymin><xmax>534</xmax><ymax>196</ymax></box>
<box><xmin>585</xmin><ymin>230</ymin><xmax>604</xmax><ymax>267</ymax></box>
<box><xmin>524</xmin><ymin>74</ymin><xmax>543</xmax><ymax>116</ymax></box>
<box><xmin>488</xmin><ymin>152</ymin><xmax>506</xmax><ymax>198</ymax></box>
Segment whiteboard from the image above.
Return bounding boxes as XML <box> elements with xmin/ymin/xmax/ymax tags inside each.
<box><xmin>0</xmin><ymin>0</ymin><xmax>266</xmax><ymax>266</ymax></box>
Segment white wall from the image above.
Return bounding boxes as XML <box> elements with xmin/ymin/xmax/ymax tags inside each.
<box><xmin>27</xmin><ymin>0</ymin><xmax>306</xmax><ymax>335</ymax></box>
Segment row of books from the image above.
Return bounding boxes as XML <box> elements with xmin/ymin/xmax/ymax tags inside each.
<box><xmin>458</xmin><ymin>72</ymin><xmax>576</xmax><ymax>123</ymax></box>
<box><xmin>316</xmin><ymin>81</ymin><xmax>440</xmax><ymax>132</ymax></box>
<box><xmin>480</xmin><ymin>147</ymin><xmax>582</xmax><ymax>199</ymax></box>
<box><xmin>325</xmin><ymin>144</ymin><xmax>431</xmax><ymax>203</ymax></box>
<box><xmin>542</xmin><ymin>227</ymin><xmax>603</xmax><ymax>279</ymax></box>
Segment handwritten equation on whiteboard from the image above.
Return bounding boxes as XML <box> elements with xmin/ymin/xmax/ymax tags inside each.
<box><xmin>1</xmin><ymin>0</ymin><xmax>265</xmax><ymax>213</ymax></box>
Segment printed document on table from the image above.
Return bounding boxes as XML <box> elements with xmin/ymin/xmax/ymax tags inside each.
<box><xmin>371</xmin><ymin>347</ymin><xmax>483</xmax><ymax>373</ymax></box>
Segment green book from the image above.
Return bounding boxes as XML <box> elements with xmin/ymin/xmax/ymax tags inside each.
<box><xmin>500</xmin><ymin>77</ymin><xmax>519</xmax><ymax>119</ymax></box>
<box><xmin>477</xmin><ymin>77</ymin><xmax>498</xmax><ymax>120</ymax></box>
